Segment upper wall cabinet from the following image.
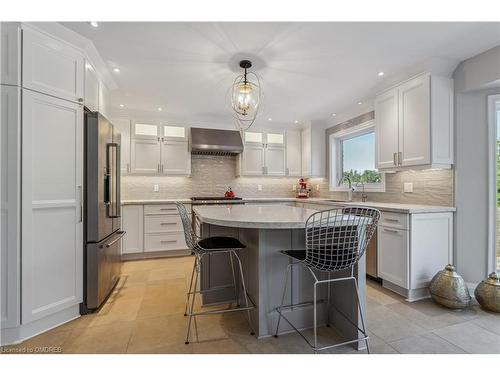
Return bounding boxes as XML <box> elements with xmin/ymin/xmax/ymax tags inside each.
<box><xmin>1</xmin><ymin>23</ymin><xmax>21</xmax><ymax>86</ymax></box>
<box><xmin>112</xmin><ymin>119</ymin><xmax>131</xmax><ymax>174</ymax></box>
<box><xmin>375</xmin><ymin>73</ymin><xmax>453</xmax><ymax>170</ymax></box>
<box><xmin>238</xmin><ymin>130</ymin><xmax>286</xmax><ymax>176</ymax></box>
<box><xmin>84</xmin><ymin>61</ymin><xmax>99</xmax><ymax>112</ymax></box>
<box><xmin>22</xmin><ymin>26</ymin><xmax>84</xmax><ymax>103</ymax></box>
<box><xmin>301</xmin><ymin>124</ymin><xmax>325</xmax><ymax>178</ymax></box>
<box><xmin>130</xmin><ymin>122</ymin><xmax>191</xmax><ymax>175</ymax></box>
<box><xmin>285</xmin><ymin>129</ymin><xmax>301</xmax><ymax>176</ymax></box>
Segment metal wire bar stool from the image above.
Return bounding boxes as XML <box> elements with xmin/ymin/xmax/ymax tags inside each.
<box><xmin>273</xmin><ymin>206</ymin><xmax>380</xmax><ymax>353</ymax></box>
<box><xmin>175</xmin><ymin>202</ymin><xmax>255</xmax><ymax>344</ymax></box>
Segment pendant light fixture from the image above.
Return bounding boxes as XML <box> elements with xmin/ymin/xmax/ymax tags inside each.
<box><xmin>229</xmin><ymin>60</ymin><xmax>261</xmax><ymax>131</ymax></box>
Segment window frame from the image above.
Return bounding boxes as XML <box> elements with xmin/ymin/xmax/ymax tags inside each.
<box><xmin>329</xmin><ymin>120</ymin><xmax>385</xmax><ymax>192</ymax></box>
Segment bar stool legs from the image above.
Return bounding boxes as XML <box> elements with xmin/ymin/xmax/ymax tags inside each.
<box><xmin>184</xmin><ymin>250</ymin><xmax>255</xmax><ymax>344</ymax></box>
<box><xmin>274</xmin><ymin>266</ymin><xmax>370</xmax><ymax>353</ymax></box>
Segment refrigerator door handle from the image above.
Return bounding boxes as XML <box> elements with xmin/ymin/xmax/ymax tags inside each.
<box><xmin>115</xmin><ymin>143</ymin><xmax>121</xmax><ymax>218</ymax></box>
<box><xmin>100</xmin><ymin>231</ymin><xmax>126</xmax><ymax>248</ymax></box>
<box><xmin>107</xmin><ymin>143</ymin><xmax>119</xmax><ymax>218</ymax></box>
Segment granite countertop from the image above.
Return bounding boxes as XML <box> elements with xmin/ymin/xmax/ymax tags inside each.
<box><xmin>193</xmin><ymin>204</ymin><xmax>319</xmax><ymax>229</ymax></box>
<box><xmin>121</xmin><ymin>197</ymin><xmax>455</xmax><ymax>214</ymax></box>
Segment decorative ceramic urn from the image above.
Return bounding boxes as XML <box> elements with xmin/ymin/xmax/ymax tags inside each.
<box><xmin>474</xmin><ymin>273</ymin><xmax>500</xmax><ymax>313</ymax></box>
<box><xmin>429</xmin><ymin>264</ymin><xmax>471</xmax><ymax>309</ymax></box>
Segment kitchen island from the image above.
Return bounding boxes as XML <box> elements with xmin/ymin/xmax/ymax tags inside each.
<box><xmin>193</xmin><ymin>204</ymin><xmax>368</xmax><ymax>350</ymax></box>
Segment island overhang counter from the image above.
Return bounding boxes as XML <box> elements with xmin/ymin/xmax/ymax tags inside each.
<box><xmin>192</xmin><ymin>204</ymin><xmax>368</xmax><ymax>351</ymax></box>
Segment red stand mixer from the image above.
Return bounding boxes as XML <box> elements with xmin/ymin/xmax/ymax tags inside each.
<box><xmin>296</xmin><ymin>178</ymin><xmax>310</xmax><ymax>198</ymax></box>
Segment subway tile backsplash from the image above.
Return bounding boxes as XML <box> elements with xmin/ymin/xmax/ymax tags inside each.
<box><xmin>122</xmin><ymin>155</ymin><xmax>454</xmax><ymax>206</ymax></box>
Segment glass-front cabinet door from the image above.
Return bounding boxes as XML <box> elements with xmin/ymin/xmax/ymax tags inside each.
<box><xmin>133</xmin><ymin>122</ymin><xmax>160</xmax><ymax>140</ymax></box>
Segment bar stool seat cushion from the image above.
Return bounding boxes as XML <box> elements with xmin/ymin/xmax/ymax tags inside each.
<box><xmin>281</xmin><ymin>249</ymin><xmax>307</xmax><ymax>261</ymax></box>
<box><xmin>197</xmin><ymin>236</ymin><xmax>246</xmax><ymax>250</ymax></box>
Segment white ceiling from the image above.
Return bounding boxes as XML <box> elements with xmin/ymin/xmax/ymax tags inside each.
<box><xmin>63</xmin><ymin>22</ymin><xmax>500</xmax><ymax>127</ymax></box>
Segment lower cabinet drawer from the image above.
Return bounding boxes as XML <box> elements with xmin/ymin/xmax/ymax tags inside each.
<box><xmin>144</xmin><ymin>204</ymin><xmax>191</xmax><ymax>215</ymax></box>
<box><xmin>379</xmin><ymin>211</ymin><xmax>408</xmax><ymax>230</ymax></box>
<box><xmin>145</xmin><ymin>215</ymin><xmax>183</xmax><ymax>233</ymax></box>
<box><xmin>144</xmin><ymin>232</ymin><xmax>187</xmax><ymax>252</ymax></box>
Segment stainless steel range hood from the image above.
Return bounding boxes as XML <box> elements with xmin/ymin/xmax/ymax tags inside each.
<box><xmin>190</xmin><ymin>127</ymin><xmax>244</xmax><ymax>155</ymax></box>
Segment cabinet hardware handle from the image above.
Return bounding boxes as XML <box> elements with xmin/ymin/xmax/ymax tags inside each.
<box><xmin>127</xmin><ymin>163</ymin><xmax>130</xmax><ymax>173</ymax></box>
<box><xmin>398</xmin><ymin>152</ymin><xmax>402</xmax><ymax>166</ymax></box>
<box><xmin>78</xmin><ymin>98</ymin><xmax>84</xmax><ymax>103</ymax></box>
<box><xmin>384</xmin><ymin>218</ymin><xmax>399</xmax><ymax>222</ymax></box>
<box><xmin>160</xmin><ymin>208</ymin><xmax>177</xmax><ymax>211</ymax></box>
<box><xmin>160</xmin><ymin>240</ymin><xmax>177</xmax><ymax>243</ymax></box>
<box><xmin>160</xmin><ymin>222</ymin><xmax>177</xmax><ymax>225</ymax></box>
<box><xmin>157</xmin><ymin>164</ymin><xmax>160</xmax><ymax>173</ymax></box>
<box><xmin>161</xmin><ymin>164</ymin><xmax>164</xmax><ymax>173</ymax></box>
<box><xmin>393</xmin><ymin>152</ymin><xmax>397</xmax><ymax>166</ymax></box>
<box><xmin>286</xmin><ymin>168</ymin><xmax>289</xmax><ymax>175</ymax></box>
<box><xmin>383</xmin><ymin>228</ymin><xmax>399</xmax><ymax>234</ymax></box>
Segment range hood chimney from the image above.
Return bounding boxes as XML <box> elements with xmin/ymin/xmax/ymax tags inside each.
<box><xmin>190</xmin><ymin>127</ymin><xmax>244</xmax><ymax>156</ymax></box>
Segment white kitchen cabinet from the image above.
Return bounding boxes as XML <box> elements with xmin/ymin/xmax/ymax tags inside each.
<box><xmin>241</xmin><ymin>145</ymin><xmax>265</xmax><ymax>175</ymax></box>
<box><xmin>286</xmin><ymin>129</ymin><xmax>301</xmax><ymax>176</ymax></box>
<box><xmin>163</xmin><ymin>125</ymin><xmax>187</xmax><ymax>141</ymax></box>
<box><xmin>113</xmin><ymin>119</ymin><xmax>131</xmax><ymax>174</ymax></box>
<box><xmin>374</xmin><ymin>87</ymin><xmax>399</xmax><ymax>169</ymax></box>
<box><xmin>239</xmin><ymin>130</ymin><xmax>286</xmax><ymax>176</ymax></box>
<box><xmin>378</xmin><ymin>226</ymin><xmax>408</xmax><ymax>289</ymax></box>
<box><xmin>22</xmin><ymin>26</ymin><xmax>84</xmax><ymax>103</ymax></box>
<box><xmin>131</xmin><ymin>138</ymin><xmax>161</xmax><ymax>174</ymax></box>
<box><xmin>301</xmin><ymin>123</ymin><xmax>325</xmax><ymax>177</ymax></box>
<box><xmin>98</xmin><ymin>82</ymin><xmax>110</xmax><ymax>119</ymax></box>
<box><xmin>377</xmin><ymin>210</ymin><xmax>454</xmax><ymax>301</ymax></box>
<box><xmin>409</xmin><ymin>213</ymin><xmax>453</xmax><ymax>290</ymax></box>
<box><xmin>398</xmin><ymin>74</ymin><xmax>431</xmax><ymax>167</ymax></box>
<box><xmin>21</xmin><ymin>89</ymin><xmax>83</xmax><ymax>324</ymax></box>
<box><xmin>265</xmin><ymin>146</ymin><xmax>286</xmax><ymax>176</ymax></box>
<box><xmin>161</xmin><ymin>140</ymin><xmax>191</xmax><ymax>175</ymax></box>
<box><xmin>132</xmin><ymin>121</ymin><xmax>160</xmax><ymax>139</ymax></box>
<box><xmin>84</xmin><ymin>61</ymin><xmax>99</xmax><ymax>112</ymax></box>
<box><xmin>122</xmin><ymin>204</ymin><xmax>189</xmax><ymax>257</ymax></box>
<box><xmin>121</xmin><ymin>205</ymin><xmax>144</xmax><ymax>254</ymax></box>
<box><xmin>1</xmin><ymin>23</ymin><xmax>21</xmax><ymax>86</ymax></box>
<box><xmin>130</xmin><ymin>122</ymin><xmax>191</xmax><ymax>175</ymax></box>
<box><xmin>1</xmin><ymin>84</ymin><xmax>21</xmax><ymax>331</ymax></box>
<box><xmin>375</xmin><ymin>73</ymin><xmax>453</xmax><ymax>170</ymax></box>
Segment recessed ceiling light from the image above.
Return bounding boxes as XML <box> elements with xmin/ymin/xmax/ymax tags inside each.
<box><xmin>157</xmin><ymin>107</ymin><xmax>163</xmax><ymax>112</ymax></box>
<box><xmin>268</xmin><ymin>118</ymin><xmax>272</xmax><ymax>121</ymax></box>
<box><xmin>119</xmin><ymin>104</ymin><xmax>125</xmax><ymax>108</ymax></box>
<box><xmin>112</xmin><ymin>68</ymin><xmax>120</xmax><ymax>73</ymax></box>
<box><xmin>332</xmin><ymin>113</ymin><xmax>337</xmax><ymax>117</ymax></box>
<box><xmin>357</xmin><ymin>101</ymin><xmax>363</xmax><ymax>105</ymax></box>
<box><xmin>378</xmin><ymin>71</ymin><xmax>385</xmax><ymax>77</ymax></box>
<box><xmin>294</xmin><ymin>120</ymin><xmax>299</xmax><ymax>124</ymax></box>
<box><xmin>89</xmin><ymin>22</ymin><xmax>99</xmax><ymax>28</ymax></box>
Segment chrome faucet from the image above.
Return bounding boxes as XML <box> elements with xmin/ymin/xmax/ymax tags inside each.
<box><xmin>357</xmin><ymin>182</ymin><xmax>368</xmax><ymax>202</ymax></box>
<box><xmin>338</xmin><ymin>175</ymin><xmax>354</xmax><ymax>202</ymax></box>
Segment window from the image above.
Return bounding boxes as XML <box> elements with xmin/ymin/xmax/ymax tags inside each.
<box><xmin>329</xmin><ymin>121</ymin><xmax>384</xmax><ymax>191</ymax></box>
<box><xmin>341</xmin><ymin>132</ymin><xmax>382</xmax><ymax>184</ymax></box>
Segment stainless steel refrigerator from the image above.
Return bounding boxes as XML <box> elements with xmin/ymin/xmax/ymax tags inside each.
<box><xmin>82</xmin><ymin>110</ymin><xmax>124</xmax><ymax>313</ymax></box>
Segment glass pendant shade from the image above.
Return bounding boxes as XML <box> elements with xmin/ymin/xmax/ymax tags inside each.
<box><xmin>230</xmin><ymin>61</ymin><xmax>261</xmax><ymax>130</ymax></box>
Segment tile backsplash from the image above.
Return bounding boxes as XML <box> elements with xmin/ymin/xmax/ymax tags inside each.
<box><xmin>311</xmin><ymin>169</ymin><xmax>454</xmax><ymax>206</ymax></box>
<box><xmin>122</xmin><ymin>155</ymin><xmax>298</xmax><ymax>200</ymax></box>
<box><xmin>122</xmin><ymin>155</ymin><xmax>454</xmax><ymax>206</ymax></box>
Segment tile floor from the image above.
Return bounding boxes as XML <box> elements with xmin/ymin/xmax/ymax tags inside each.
<box><xmin>3</xmin><ymin>256</ymin><xmax>499</xmax><ymax>354</ymax></box>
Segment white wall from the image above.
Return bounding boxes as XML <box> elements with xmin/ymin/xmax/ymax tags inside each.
<box><xmin>453</xmin><ymin>45</ymin><xmax>500</xmax><ymax>283</ymax></box>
